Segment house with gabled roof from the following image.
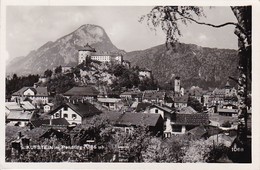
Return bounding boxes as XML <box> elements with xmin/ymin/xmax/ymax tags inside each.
<box><xmin>97</xmin><ymin>98</ymin><xmax>123</xmax><ymax>110</ymax></box>
<box><xmin>171</xmin><ymin>113</ymin><xmax>209</xmax><ymax>135</ymax></box>
<box><xmin>49</xmin><ymin>102</ymin><xmax>102</xmax><ymax>125</ymax></box>
<box><xmin>30</xmin><ymin>118</ymin><xmax>69</xmax><ymax>128</ymax></box>
<box><xmin>6</xmin><ymin>111</ymin><xmax>35</xmax><ymax>127</ymax></box>
<box><xmin>63</xmin><ymin>86</ymin><xmax>100</xmax><ymax>102</ymax></box>
<box><xmin>11</xmin><ymin>85</ymin><xmax>49</xmax><ymax>105</ymax></box>
<box><xmin>174</xmin><ymin>95</ymin><xmax>188</xmax><ymax>109</ymax></box>
<box><xmin>142</xmin><ymin>90</ymin><xmax>166</xmax><ymax>104</ymax></box>
<box><xmin>5</xmin><ymin>101</ymin><xmax>37</xmax><ymax>127</ymax></box>
<box><xmin>146</xmin><ymin>104</ymin><xmax>175</xmax><ymax>137</ymax></box>
<box><xmin>106</xmin><ymin>112</ymin><xmax>164</xmax><ymax>136</ymax></box>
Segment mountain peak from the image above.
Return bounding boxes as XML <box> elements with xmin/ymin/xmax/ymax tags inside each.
<box><xmin>7</xmin><ymin>24</ymin><xmax>123</xmax><ymax>75</ymax></box>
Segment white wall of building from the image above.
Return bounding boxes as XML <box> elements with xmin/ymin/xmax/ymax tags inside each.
<box><xmin>51</xmin><ymin>107</ymin><xmax>82</xmax><ymax>124</ymax></box>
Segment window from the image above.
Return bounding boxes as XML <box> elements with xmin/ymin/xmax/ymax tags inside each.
<box><xmin>55</xmin><ymin>113</ymin><xmax>60</xmax><ymax>118</ymax></box>
<box><xmin>64</xmin><ymin>106</ymin><xmax>68</xmax><ymax>111</ymax></box>
<box><xmin>72</xmin><ymin>114</ymin><xmax>77</xmax><ymax>119</ymax></box>
<box><xmin>155</xmin><ymin>109</ymin><xmax>159</xmax><ymax>113</ymax></box>
<box><xmin>63</xmin><ymin>114</ymin><xmax>68</xmax><ymax>118</ymax></box>
<box><xmin>125</xmin><ymin>127</ymin><xmax>133</xmax><ymax>135</ymax></box>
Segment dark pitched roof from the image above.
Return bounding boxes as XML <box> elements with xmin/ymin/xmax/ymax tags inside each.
<box><xmin>12</xmin><ymin>86</ymin><xmax>48</xmax><ymax>97</ymax></box>
<box><xmin>30</xmin><ymin>118</ymin><xmax>69</xmax><ymax>127</ymax></box>
<box><xmin>135</xmin><ymin>103</ymin><xmax>152</xmax><ymax>112</ymax></box>
<box><xmin>178</xmin><ymin>106</ymin><xmax>197</xmax><ymax>114</ymax></box>
<box><xmin>185</xmin><ymin>126</ymin><xmax>208</xmax><ymax>139</ymax></box>
<box><xmin>63</xmin><ymin>86</ymin><xmax>99</xmax><ymax>96</ymax></box>
<box><xmin>49</xmin><ymin>102</ymin><xmax>102</xmax><ymax>118</ymax></box>
<box><xmin>149</xmin><ymin>104</ymin><xmax>174</xmax><ymax>114</ymax></box>
<box><xmin>174</xmin><ymin>95</ymin><xmax>188</xmax><ymax>103</ymax></box>
<box><xmin>188</xmin><ymin>87</ymin><xmax>203</xmax><ymax>97</ymax></box>
<box><xmin>175</xmin><ymin>113</ymin><xmax>209</xmax><ymax>126</ymax></box>
<box><xmin>106</xmin><ymin>112</ymin><xmax>162</xmax><ymax>127</ymax></box>
<box><xmin>7</xmin><ymin>111</ymin><xmax>34</xmax><ymax>120</ymax></box>
<box><xmin>143</xmin><ymin>91</ymin><xmax>165</xmax><ymax>100</ymax></box>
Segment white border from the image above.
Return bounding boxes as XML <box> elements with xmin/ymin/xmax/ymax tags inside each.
<box><xmin>1</xmin><ymin>0</ymin><xmax>260</xmax><ymax>169</ymax></box>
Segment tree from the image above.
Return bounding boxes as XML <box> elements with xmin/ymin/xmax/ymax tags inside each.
<box><xmin>141</xmin><ymin>6</ymin><xmax>251</xmax><ymax>162</ymax></box>
<box><xmin>187</xmin><ymin>96</ymin><xmax>203</xmax><ymax>112</ymax></box>
<box><xmin>44</xmin><ymin>69</ymin><xmax>53</xmax><ymax>78</ymax></box>
<box><xmin>54</xmin><ymin>66</ymin><xmax>62</xmax><ymax>74</ymax></box>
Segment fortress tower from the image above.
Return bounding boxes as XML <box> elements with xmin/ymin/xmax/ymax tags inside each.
<box><xmin>78</xmin><ymin>44</ymin><xmax>96</xmax><ymax>65</ymax></box>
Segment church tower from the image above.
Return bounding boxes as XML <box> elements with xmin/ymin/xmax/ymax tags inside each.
<box><xmin>174</xmin><ymin>76</ymin><xmax>181</xmax><ymax>93</ymax></box>
<box><xmin>225</xmin><ymin>81</ymin><xmax>231</xmax><ymax>96</ymax></box>
<box><xmin>78</xmin><ymin>44</ymin><xmax>96</xmax><ymax>65</ymax></box>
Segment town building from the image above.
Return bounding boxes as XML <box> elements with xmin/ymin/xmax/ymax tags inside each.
<box><xmin>11</xmin><ymin>85</ymin><xmax>49</xmax><ymax>105</ymax></box>
<box><xmin>171</xmin><ymin>112</ymin><xmax>209</xmax><ymax>135</ymax></box>
<box><xmin>146</xmin><ymin>104</ymin><xmax>175</xmax><ymax>138</ymax></box>
<box><xmin>43</xmin><ymin>103</ymin><xmax>54</xmax><ymax>113</ymax></box>
<box><xmin>30</xmin><ymin>118</ymin><xmax>70</xmax><ymax>128</ymax></box>
<box><xmin>5</xmin><ymin>101</ymin><xmax>37</xmax><ymax>127</ymax></box>
<box><xmin>188</xmin><ymin>86</ymin><xmax>203</xmax><ymax>103</ymax></box>
<box><xmin>142</xmin><ymin>90</ymin><xmax>166</xmax><ymax>104</ymax></box>
<box><xmin>64</xmin><ymin>86</ymin><xmax>100</xmax><ymax>102</ymax></box>
<box><xmin>120</xmin><ymin>91</ymin><xmax>143</xmax><ymax>102</ymax></box>
<box><xmin>49</xmin><ymin>102</ymin><xmax>102</xmax><ymax>125</ymax></box>
<box><xmin>106</xmin><ymin>112</ymin><xmax>164</xmax><ymax>136</ymax></box>
<box><xmin>217</xmin><ymin>104</ymin><xmax>239</xmax><ymax>117</ymax></box>
<box><xmin>97</xmin><ymin>98</ymin><xmax>123</xmax><ymax>110</ymax></box>
<box><xmin>174</xmin><ymin>95</ymin><xmax>188</xmax><ymax>109</ymax></box>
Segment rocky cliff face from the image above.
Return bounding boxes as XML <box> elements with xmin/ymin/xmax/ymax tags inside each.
<box><xmin>7</xmin><ymin>24</ymin><xmax>124</xmax><ymax>75</ymax></box>
<box><xmin>125</xmin><ymin>43</ymin><xmax>238</xmax><ymax>89</ymax></box>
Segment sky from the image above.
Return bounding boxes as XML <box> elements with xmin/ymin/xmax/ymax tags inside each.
<box><xmin>6</xmin><ymin>6</ymin><xmax>238</xmax><ymax>63</ymax></box>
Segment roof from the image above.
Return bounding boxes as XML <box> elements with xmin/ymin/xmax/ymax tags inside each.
<box><xmin>188</xmin><ymin>87</ymin><xmax>203</xmax><ymax>97</ymax></box>
<box><xmin>78</xmin><ymin>44</ymin><xmax>96</xmax><ymax>52</ymax></box>
<box><xmin>175</xmin><ymin>113</ymin><xmax>209</xmax><ymax>125</ymax></box>
<box><xmin>213</xmin><ymin>88</ymin><xmax>226</xmax><ymax>95</ymax></box>
<box><xmin>6</xmin><ymin>101</ymin><xmax>36</xmax><ymax>111</ymax></box>
<box><xmin>106</xmin><ymin>112</ymin><xmax>163</xmax><ymax>127</ymax></box>
<box><xmin>178</xmin><ymin>106</ymin><xmax>197</xmax><ymax>114</ymax></box>
<box><xmin>174</xmin><ymin>95</ymin><xmax>188</xmax><ymax>103</ymax></box>
<box><xmin>120</xmin><ymin>91</ymin><xmax>142</xmax><ymax>96</ymax></box>
<box><xmin>50</xmin><ymin>102</ymin><xmax>102</xmax><ymax>118</ymax></box>
<box><xmin>30</xmin><ymin>118</ymin><xmax>69</xmax><ymax>127</ymax></box>
<box><xmin>12</xmin><ymin>86</ymin><xmax>48</xmax><ymax>97</ymax></box>
<box><xmin>64</xmin><ymin>86</ymin><xmax>99</xmax><ymax>96</ymax></box>
<box><xmin>186</xmin><ymin>126</ymin><xmax>208</xmax><ymax>139</ymax></box>
<box><xmin>97</xmin><ymin>98</ymin><xmax>121</xmax><ymax>103</ymax></box>
<box><xmin>149</xmin><ymin>104</ymin><xmax>174</xmax><ymax>114</ymax></box>
<box><xmin>44</xmin><ymin>103</ymin><xmax>54</xmax><ymax>107</ymax></box>
<box><xmin>135</xmin><ymin>103</ymin><xmax>152</xmax><ymax>112</ymax></box>
<box><xmin>142</xmin><ymin>91</ymin><xmax>165</xmax><ymax>101</ymax></box>
<box><xmin>7</xmin><ymin>111</ymin><xmax>34</xmax><ymax>120</ymax></box>
<box><xmin>218</xmin><ymin>108</ymin><xmax>239</xmax><ymax>113</ymax></box>
<box><xmin>35</xmin><ymin>87</ymin><xmax>48</xmax><ymax>96</ymax></box>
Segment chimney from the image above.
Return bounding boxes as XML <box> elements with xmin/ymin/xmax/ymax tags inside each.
<box><xmin>33</xmin><ymin>83</ymin><xmax>37</xmax><ymax>88</ymax></box>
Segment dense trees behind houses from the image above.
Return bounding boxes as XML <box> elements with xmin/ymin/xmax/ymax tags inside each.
<box><xmin>6</xmin><ymin>74</ymin><xmax>39</xmax><ymax>98</ymax></box>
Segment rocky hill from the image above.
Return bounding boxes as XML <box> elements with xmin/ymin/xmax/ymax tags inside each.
<box><xmin>7</xmin><ymin>24</ymin><xmax>125</xmax><ymax>75</ymax></box>
<box><xmin>125</xmin><ymin>43</ymin><xmax>238</xmax><ymax>89</ymax></box>
<box><xmin>7</xmin><ymin>24</ymin><xmax>239</xmax><ymax>89</ymax></box>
